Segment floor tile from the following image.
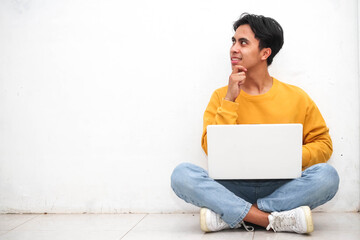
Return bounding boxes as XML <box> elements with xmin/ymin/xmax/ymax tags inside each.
<box><xmin>121</xmin><ymin>214</ymin><xmax>205</xmax><ymax>240</ymax></box>
<box><xmin>0</xmin><ymin>230</ymin><xmax>127</xmax><ymax>240</ymax></box>
<box><xmin>0</xmin><ymin>215</ymin><xmax>40</xmax><ymax>231</ymax></box>
<box><xmin>309</xmin><ymin>231</ymin><xmax>360</xmax><ymax>240</ymax></box>
<box><xmin>14</xmin><ymin>214</ymin><xmax>145</xmax><ymax>231</ymax></box>
<box><xmin>0</xmin><ymin>213</ymin><xmax>358</xmax><ymax>240</ymax></box>
<box><xmin>253</xmin><ymin>213</ymin><xmax>360</xmax><ymax>240</ymax></box>
<box><xmin>201</xmin><ymin>229</ymin><xmax>254</xmax><ymax>240</ymax></box>
<box><xmin>313</xmin><ymin>212</ymin><xmax>360</xmax><ymax>231</ymax></box>
<box><xmin>254</xmin><ymin>230</ymin><xmax>360</xmax><ymax>240</ymax></box>
<box><xmin>254</xmin><ymin>231</ymin><xmax>313</xmax><ymax>240</ymax></box>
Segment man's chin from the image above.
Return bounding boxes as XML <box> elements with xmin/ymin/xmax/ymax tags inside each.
<box><xmin>231</xmin><ymin>64</ymin><xmax>246</xmax><ymax>70</ymax></box>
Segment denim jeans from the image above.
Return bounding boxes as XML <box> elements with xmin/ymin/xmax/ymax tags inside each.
<box><xmin>171</xmin><ymin>162</ymin><xmax>339</xmax><ymax>228</ymax></box>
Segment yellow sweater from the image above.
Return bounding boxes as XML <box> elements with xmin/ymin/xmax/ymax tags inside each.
<box><xmin>201</xmin><ymin>78</ymin><xmax>333</xmax><ymax>170</ymax></box>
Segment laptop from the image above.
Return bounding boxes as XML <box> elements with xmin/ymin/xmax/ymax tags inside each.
<box><xmin>207</xmin><ymin>124</ymin><xmax>302</xmax><ymax>179</ymax></box>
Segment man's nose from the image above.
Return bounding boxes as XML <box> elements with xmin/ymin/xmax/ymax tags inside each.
<box><xmin>231</xmin><ymin>43</ymin><xmax>240</xmax><ymax>53</ymax></box>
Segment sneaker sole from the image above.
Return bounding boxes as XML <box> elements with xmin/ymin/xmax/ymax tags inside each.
<box><xmin>200</xmin><ymin>208</ymin><xmax>210</xmax><ymax>232</ymax></box>
<box><xmin>301</xmin><ymin>206</ymin><xmax>314</xmax><ymax>233</ymax></box>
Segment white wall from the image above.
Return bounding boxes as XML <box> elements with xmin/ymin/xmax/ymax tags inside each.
<box><xmin>0</xmin><ymin>0</ymin><xmax>358</xmax><ymax>213</ymax></box>
<box><xmin>358</xmin><ymin>0</ymin><xmax>360</xmax><ymax>212</ymax></box>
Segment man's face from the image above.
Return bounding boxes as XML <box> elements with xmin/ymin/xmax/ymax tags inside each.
<box><xmin>230</xmin><ymin>24</ymin><xmax>264</xmax><ymax>70</ymax></box>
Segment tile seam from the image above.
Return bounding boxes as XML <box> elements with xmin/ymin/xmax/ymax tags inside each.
<box><xmin>118</xmin><ymin>214</ymin><xmax>148</xmax><ymax>240</ymax></box>
<box><xmin>7</xmin><ymin>214</ymin><xmax>42</xmax><ymax>232</ymax></box>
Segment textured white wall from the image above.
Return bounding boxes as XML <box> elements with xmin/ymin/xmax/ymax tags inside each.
<box><xmin>358</xmin><ymin>0</ymin><xmax>360</xmax><ymax>212</ymax></box>
<box><xmin>0</xmin><ymin>0</ymin><xmax>358</xmax><ymax>213</ymax></box>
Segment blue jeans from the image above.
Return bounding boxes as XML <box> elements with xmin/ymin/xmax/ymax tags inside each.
<box><xmin>171</xmin><ymin>162</ymin><xmax>339</xmax><ymax>228</ymax></box>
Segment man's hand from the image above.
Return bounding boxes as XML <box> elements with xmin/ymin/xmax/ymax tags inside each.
<box><xmin>225</xmin><ymin>65</ymin><xmax>247</xmax><ymax>102</ymax></box>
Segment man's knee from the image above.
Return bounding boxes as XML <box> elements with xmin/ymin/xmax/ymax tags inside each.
<box><xmin>309</xmin><ymin>163</ymin><xmax>340</xmax><ymax>198</ymax></box>
<box><xmin>170</xmin><ymin>163</ymin><xmax>202</xmax><ymax>192</ymax></box>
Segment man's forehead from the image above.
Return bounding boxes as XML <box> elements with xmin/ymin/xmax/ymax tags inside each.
<box><xmin>234</xmin><ymin>24</ymin><xmax>255</xmax><ymax>39</ymax></box>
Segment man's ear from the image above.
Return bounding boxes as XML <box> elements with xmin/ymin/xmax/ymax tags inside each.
<box><xmin>261</xmin><ymin>48</ymin><xmax>272</xmax><ymax>61</ymax></box>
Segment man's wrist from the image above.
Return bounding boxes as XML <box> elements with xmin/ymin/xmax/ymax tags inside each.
<box><xmin>221</xmin><ymin>98</ymin><xmax>239</xmax><ymax>111</ymax></box>
<box><xmin>224</xmin><ymin>97</ymin><xmax>234</xmax><ymax>102</ymax></box>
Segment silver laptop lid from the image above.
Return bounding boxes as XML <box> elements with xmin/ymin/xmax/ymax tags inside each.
<box><xmin>207</xmin><ymin>124</ymin><xmax>303</xmax><ymax>179</ymax></box>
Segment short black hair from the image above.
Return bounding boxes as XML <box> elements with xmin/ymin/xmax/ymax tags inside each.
<box><xmin>233</xmin><ymin>13</ymin><xmax>284</xmax><ymax>66</ymax></box>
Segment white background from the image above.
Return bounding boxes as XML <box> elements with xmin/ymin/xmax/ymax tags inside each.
<box><xmin>0</xmin><ymin>0</ymin><xmax>359</xmax><ymax>213</ymax></box>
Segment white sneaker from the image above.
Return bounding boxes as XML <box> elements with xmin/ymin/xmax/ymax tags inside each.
<box><xmin>266</xmin><ymin>206</ymin><xmax>314</xmax><ymax>233</ymax></box>
<box><xmin>200</xmin><ymin>208</ymin><xmax>254</xmax><ymax>232</ymax></box>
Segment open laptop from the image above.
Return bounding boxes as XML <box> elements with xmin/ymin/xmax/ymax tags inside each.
<box><xmin>207</xmin><ymin>124</ymin><xmax>302</xmax><ymax>179</ymax></box>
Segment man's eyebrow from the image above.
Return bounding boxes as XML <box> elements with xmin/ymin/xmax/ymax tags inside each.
<box><xmin>239</xmin><ymin>37</ymin><xmax>249</xmax><ymax>42</ymax></box>
<box><xmin>231</xmin><ymin>37</ymin><xmax>249</xmax><ymax>42</ymax></box>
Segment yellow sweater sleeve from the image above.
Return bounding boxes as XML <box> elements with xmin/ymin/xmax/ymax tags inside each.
<box><xmin>302</xmin><ymin>100</ymin><xmax>333</xmax><ymax>169</ymax></box>
<box><xmin>201</xmin><ymin>91</ymin><xmax>238</xmax><ymax>154</ymax></box>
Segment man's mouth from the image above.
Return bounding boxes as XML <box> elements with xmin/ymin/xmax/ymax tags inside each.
<box><xmin>231</xmin><ymin>57</ymin><xmax>242</xmax><ymax>64</ymax></box>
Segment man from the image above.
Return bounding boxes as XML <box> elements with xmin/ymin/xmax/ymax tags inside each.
<box><xmin>171</xmin><ymin>13</ymin><xmax>339</xmax><ymax>234</ymax></box>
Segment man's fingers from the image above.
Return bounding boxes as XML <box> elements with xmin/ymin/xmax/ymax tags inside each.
<box><xmin>232</xmin><ymin>65</ymin><xmax>248</xmax><ymax>73</ymax></box>
<box><xmin>229</xmin><ymin>71</ymin><xmax>246</xmax><ymax>83</ymax></box>
<box><xmin>236</xmin><ymin>71</ymin><xmax>246</xmax><ymax>76</ymax></box>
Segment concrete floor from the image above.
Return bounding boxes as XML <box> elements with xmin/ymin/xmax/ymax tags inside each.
<box><xmin>0</xmin><ymin>212</ymin><xmax>359</xmax><ymax>240</ymax></box>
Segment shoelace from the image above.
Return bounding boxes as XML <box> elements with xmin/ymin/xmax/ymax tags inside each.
<box><xmin>214</xmin><ymin>214</ymin><xmax>228</xmax><ymax>229</ymax></box>
<box><xmin>210</xmin><ymin>210</ymin><xmax>254</xmax><ymax>232</ymax></box>
<box><xmin>240</xmin><ymin>221</ymin><xmax>255</xmax><ymax>232</ymax></box>
<box><xmin>266</xmin><ymin>212</ymin><xmax>296</xmax><ymax>232</ymax></box>
<box><xmin>266</xmin><ymin>219</ymin><xmax>276</xmax><ymax>232</ymax></box>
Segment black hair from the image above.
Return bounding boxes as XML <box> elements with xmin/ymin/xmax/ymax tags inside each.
<box><xmin>233</xmin><ymin>13</ymin><xmax>284</xmax><ymax>66</ymax></box>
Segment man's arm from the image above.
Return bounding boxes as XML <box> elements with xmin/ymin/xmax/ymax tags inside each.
<box><xmin>201</xmin><ymin>65</ymin><xmax>247</xmax><ymax>154</ymax></box>
<box><xmin>201</xmin><ymin>91</ymin><xmax>239</xmax><ymax>154</ymax></box>
<box><xmin>302</xmin><ymin>100</ymin><xmax>333</xmax><ymax>169</ymax></box>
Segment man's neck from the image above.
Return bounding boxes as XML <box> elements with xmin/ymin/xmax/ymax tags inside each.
<box><xmin>241</xmin><ymin>66</ymin><xmax>273</xmax><ymax>95</ymax></box>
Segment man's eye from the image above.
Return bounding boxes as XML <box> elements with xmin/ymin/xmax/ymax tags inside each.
<box><xmin>241</xmin><ymin>41</ymin><xmax>247</xmax><ymax>45</ymax></box>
